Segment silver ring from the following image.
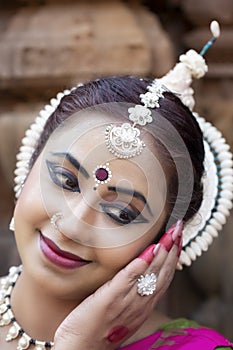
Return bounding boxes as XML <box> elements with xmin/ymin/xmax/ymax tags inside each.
<box><xmin>137</xmin><ymin>273</ymin><xmax>157</xmax><ymax>296</ymax></box>
<box><xmin>50</xmin><ymin>213</ymin><xmax>63</xmax><ymax>230</ymax></box>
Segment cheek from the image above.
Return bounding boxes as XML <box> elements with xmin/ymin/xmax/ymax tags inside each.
<box><xmin>95</xmin><ymin>213</ymin><xmax>167</xmax><ymax>271</ymax></box>
<box><xmin>14</xmin><ymin>175</ymin><xmax>47</xmax><ymax>230</ymax></box>
<box><xmin>94</xmin><ymin>233</ymin><xmax>153</xmax><ymax>272</ymax></box>
<box><xmin>94</xmin><ymin>246</ymin><xmax>138</xmax><ymax>277</ymax></box>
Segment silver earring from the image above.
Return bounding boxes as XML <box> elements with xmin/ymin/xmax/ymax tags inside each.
<box><xmin>9</xmin><ymin>217</ymin><xmax>15</xmax><ymax>231</ymax></box>
<box><xmin>50</xmin><ymin>213</ymin><xmax>63</xmax><ymax>230</ymax></box>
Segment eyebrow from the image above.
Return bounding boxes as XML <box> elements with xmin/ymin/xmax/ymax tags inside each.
<box><xmin>51</xmin><ymin>152</ymin><xmax>90</xmax><ymax>179</ymax></box>
<box><xmin>107</xmin><ymin>186</ymin><xmax>153</xmax><ymax>216</ymax></box>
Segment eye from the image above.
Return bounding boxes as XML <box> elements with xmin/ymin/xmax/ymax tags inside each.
<box><xmin>46</xmin><ymin>160</ymin><xmax>80</xmax><ymax>192</ymax></box>
<box><xmin>99</xmin><ymin>202</ymin><xmax>148</xmax><ymax>226</ymax></box>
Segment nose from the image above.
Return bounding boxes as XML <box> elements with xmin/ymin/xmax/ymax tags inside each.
<box><xmin>57</xmin><ymin>195</ymin><xmax>97</xmax><ymax>246</ymax></box>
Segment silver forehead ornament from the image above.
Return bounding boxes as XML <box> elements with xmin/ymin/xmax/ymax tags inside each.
<box><xmin>105</xmin><ymin>81</ymin><xmax>167</xmax><ymax>159</ymax></box>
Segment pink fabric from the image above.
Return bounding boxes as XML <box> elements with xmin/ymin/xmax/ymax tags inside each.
<box><xmin>120</xmin><ymin>326</ymin><xmax>233</xmax><ymax>349</ymax></box>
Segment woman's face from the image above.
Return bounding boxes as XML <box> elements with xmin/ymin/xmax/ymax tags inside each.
<box><xmin>14</xmin><ymin>111</ymin><xmax>169</xmax><ymax>301</ymax></box>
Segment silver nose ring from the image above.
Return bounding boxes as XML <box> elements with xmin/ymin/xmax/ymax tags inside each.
<box><xmin>50</xmin><ymin>212</ymin><xmax>63</xmax><ymax>230</ymax></box>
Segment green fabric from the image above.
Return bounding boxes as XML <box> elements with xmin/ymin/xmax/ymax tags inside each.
<box><xmin>158</xmin><ymin>317</ymin><xmax>199</xmax><ymax>331</ymax></box>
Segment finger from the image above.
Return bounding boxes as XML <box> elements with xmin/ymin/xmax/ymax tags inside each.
<box><xmin>112</xmin><ymin>222</ymin><xmax>180</xmax><ymax>305</ymax></box>
<box><xmin>153</xmin><ymin>225</ymin><xmax>183</xmax><ymax>298</ymax></box>
<box><xmin>132</xmin><ymin>221</ymin><xmax>183</xmax><ymax>302</ymax></box>
<box><xmin>113</xmin><ymin>221</ymin><xmax>182</xmax><ymax>299</ymax></box>
<box><xmin>156</xmin><ymin>244</ymin><xmax>179</xmax><ymax>297</ymax></box>
<box><xmin>145</xmin><ymin>220</ymin><xmax>183</xmax><ymax>275</ymax></box>
<box><xmin>109</xmin><ymin>252</ymin><xmax>153</xmax><ymax>292</ymax></box>
<box><xmin>94</xmin><ymin>221</ymin><xmax>183</xmax><ymax>305</ymax></box>
<box><xmin>91</xmin><ymin>227</ymin><xmax>182</xmax><ymax>345</ymax></box>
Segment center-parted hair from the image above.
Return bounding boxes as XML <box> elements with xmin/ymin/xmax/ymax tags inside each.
<box><xmin>30</xmin><ymin>76</ymin><xmax>205</xmax><ymax>229</ymax></box>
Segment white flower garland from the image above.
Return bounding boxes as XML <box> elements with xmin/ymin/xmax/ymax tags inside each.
<box><xmin>14</xmin><ymin>88</ymin><xmax>75</xmax><ymax>198</ymax></box>
<box><xmin>179</xmin><ymin>114</ymin><xmax>233</xmax><ymax>267</ymax></box>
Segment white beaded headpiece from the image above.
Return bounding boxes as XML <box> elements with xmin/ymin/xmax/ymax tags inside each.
<box><xmin>12</xmin><ymin>21</ymin><xmax>233</xmax><ymax>268</ymax></box>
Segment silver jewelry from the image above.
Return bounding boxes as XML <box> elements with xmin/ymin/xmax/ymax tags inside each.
<box><xmin>93</xmin><ymin>162</ymin><xmax>112</xmax><ymax>190</ymax></box>
<box><xmin>50</xmin><ymin>213</ymin><xmax>63</xmax><ymax>230</ymax></box>
<box><xmin>137</xmin><ymin>273</ymin><xmax>157</xmax><ymax>296</ymax></box>
<box><xmin>0</xmin><ymin>266</ymin><xmax>54</xmax><ymax>349</ymax></box>
<box><xmin>105</xmin><ymin>86</ymin><xmax>167</xmax><ymax>159</ymax></box>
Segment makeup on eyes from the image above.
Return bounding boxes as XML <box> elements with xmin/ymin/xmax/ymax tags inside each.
<box><xmin>107</xmin><ymin>186</ymin><xmax>152</xmax><ymax>216</ymax></box>
<box><xmin>102</xmin><ymin>185</ymin><xmax>151</xmax><ymax>225</ymax></box>
<box><xmin>99</xmin><ymin>202</ymin><xmax>149</xmax><ymax>226</ymax></box>
<box><xmin>46</xmin><ymin>153</ymin><xmax>152</xmax><ymax>226</ymax></box>
<box><xmin>46</xmin><ymin>160</ymin><xmax>81</xmax><ymax>192</ymax></box>
<box><xmin>51</xmin><ymin>152</ymin><xmax>90</xmax><ymax>179</ymax></box>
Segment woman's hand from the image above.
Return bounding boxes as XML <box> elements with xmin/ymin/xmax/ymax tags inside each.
<box><xmin>54</xmin><ymin>220</ymin><xmax>183</xmax><ymax>350</ymax></box>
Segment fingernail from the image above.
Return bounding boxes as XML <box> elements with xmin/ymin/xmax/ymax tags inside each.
<box><xmin>159</xmin><ymin>221</ymin><xmax>183</xmax><ymax>252</ymax></box>
<box><xmin>164</xmin><ymin>223</ymin><xmax>176</xmax><ymax>236</ymax></box>
<box><xmin>138</xmin><ymin>244</ymin><xmax>156</xmax><ymax>265</ymax></box>
<box><xmin>107</xmin><ymin>326</ymin><xmax>129</xmax><ymax>343</ymax></box>
<box><xmin>159</xmin><ymin>223</ymin><xmax>176</xmax><ymax>252</ymax></box>
<box><xmin>153</xmin><ymin>243</ymin><xmax>161</xmax><ymax>256</ymax></box>
<box><xmin>172</xmin><ymin>220</ymin><xmax>183</xmax><ymax>246</ymax></box>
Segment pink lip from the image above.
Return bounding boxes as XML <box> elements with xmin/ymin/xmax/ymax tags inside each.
<box><xmin>39</xmin><ymin>233</ymin><xmax>91</xmax><ymax>269</ymax></box>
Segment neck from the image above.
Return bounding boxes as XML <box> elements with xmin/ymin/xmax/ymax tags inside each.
<box><xmin>11</xmin><ymin>269</ymin><xmax>81</xmax><ymax>342</ymax></box>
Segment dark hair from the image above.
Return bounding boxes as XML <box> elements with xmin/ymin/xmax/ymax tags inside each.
<box><xmin>30</xmin><ymin>76</ymin><xmax>204</xmax><ymax>229</ymax></box>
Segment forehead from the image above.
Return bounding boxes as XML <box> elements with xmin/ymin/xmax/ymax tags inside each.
<box><xmin>36</xmin><ymin>110</ymin><xmax>169</xmax><ymax>248</ymax></box>
<box><xmin>43</xmin><ymin>110</ymin><xmax>167</xmax><ymax>194</ymax></box>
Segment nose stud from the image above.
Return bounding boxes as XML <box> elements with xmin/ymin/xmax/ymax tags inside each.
<box><xmin>50</xmin><ymin>212</ymin><xmax>63</xmax><ymax>230</ymax></box>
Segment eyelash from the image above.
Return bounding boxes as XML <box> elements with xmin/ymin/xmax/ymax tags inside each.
<box><xmin>46</xmin><ymin>160</ymin><xmax>148</xmax><ymax>226</ymax></box>
<box><xmin>99</xmin><ymin>202</ymin><xmax>148</xmax><ymax>226</ymax></box>
<box><xmin>46</xmin><ymin>160</ymin><xmax>80</xmax><ymax>192</ymax></box>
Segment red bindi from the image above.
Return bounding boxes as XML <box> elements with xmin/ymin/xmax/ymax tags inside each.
<box><xmin>95</xmin><ymin>167</ymin><xmax>109</xmax><ymax>181</ymax></box>
<box><xmin>93</xmin><ymin>162</ymin><xmax>112</xmax><ymax>190</ymax></box>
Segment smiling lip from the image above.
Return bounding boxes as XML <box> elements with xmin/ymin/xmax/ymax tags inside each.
<box><xmin>39</xmin><ymin>233</ymin><xmax>91</xmax><ymax>269</ymax></box>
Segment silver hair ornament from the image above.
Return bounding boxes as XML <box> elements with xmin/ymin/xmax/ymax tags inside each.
<box><xmin>105</xmin><ymin>83</ymin><xmax>168</xmax><ymax>159</ymax></box>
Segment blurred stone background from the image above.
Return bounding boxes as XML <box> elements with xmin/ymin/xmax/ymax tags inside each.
<box><xmin>0</xmin><ymin>0</ymin><xmax>232</xmax><ymax>341</ymax></box>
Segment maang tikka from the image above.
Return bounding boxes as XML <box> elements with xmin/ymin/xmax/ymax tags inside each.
<box><xmin>92</xmin><ymin>82</ymin><xmax>167</xmax><ymax>189</ymax></box>
<box><xmin>105</xmin><ymin>81</ymin><xmax>167</xmax><ymax>159</ymax></box>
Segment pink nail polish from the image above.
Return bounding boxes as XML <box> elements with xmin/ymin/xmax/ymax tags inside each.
<box><xmin>138</xmin><ymin>244</ymin><xmax>156</xmax><ymax>265</ymax></box>
<box><xmin>153</xmin><ymin>243</ymin><xmax>161</xmax><ymax>256</ymax></box>
<box><xmin>107</xmin><ymin>326</ymin><xmax>129</xmax><ymax>343</ymax></box>
<box><xmin>172</xmin><ymin>220</ymin><xmax>183</xmax><ymax>242</ymax></box>
<box><xmin>164</xmin><ymin>223</ymin><xmax>177</xmax><ymax>235</ymax></box>
<box><xmin>159</xmin><ymin>227</ymin><xmax>174</xmax><ymax>252</ymax></box>
<box><xmin>159</xmin><ymin>221</ymin><xmax>183</xmax><ymax>252</ymax></box>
